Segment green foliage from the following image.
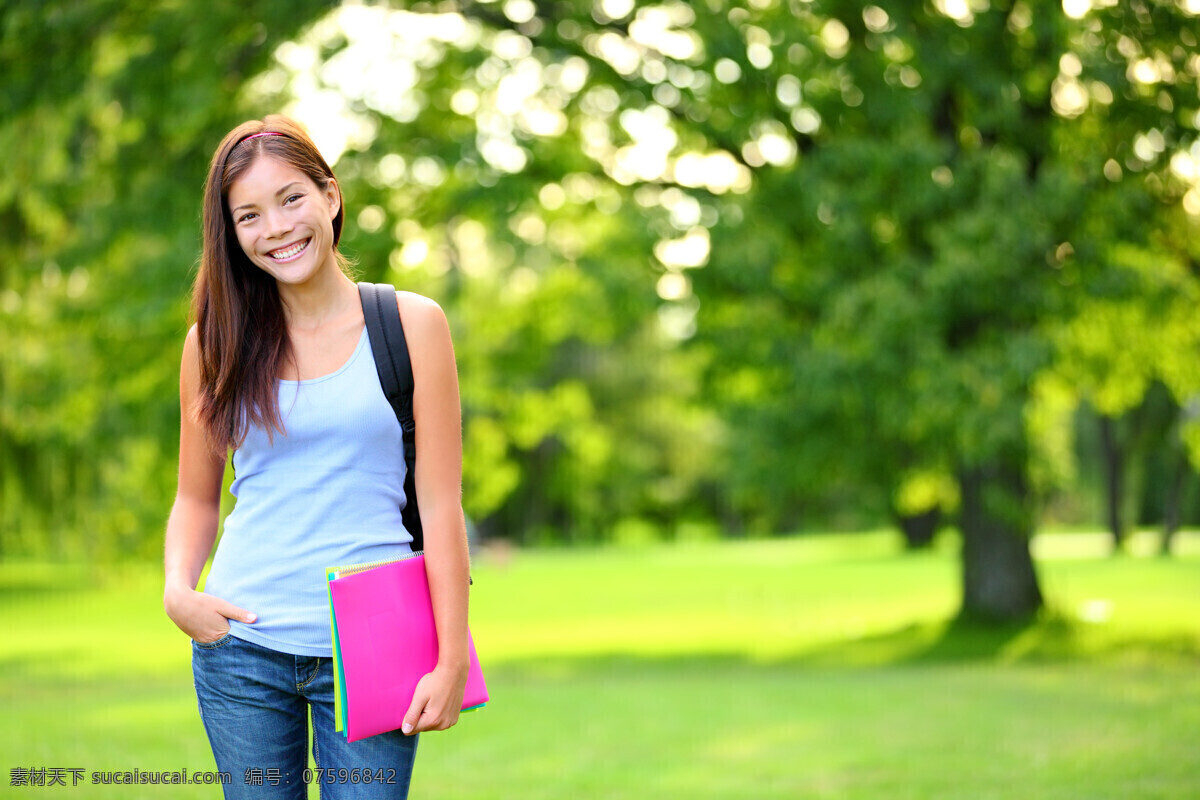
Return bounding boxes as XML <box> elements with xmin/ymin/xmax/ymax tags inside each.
<box><xmin>1</xmin><ymin>0</ymin><xmax>336</xmax><ymax>557</ymax></box>
<box><xmin>3</xmin><ymin>0</ymin><xmax>1200</xmax><ymax>557</ymax></box>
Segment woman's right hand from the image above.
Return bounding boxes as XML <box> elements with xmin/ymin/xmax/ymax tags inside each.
<box><xmin>164</xmin><ymin>582</ymin><xmax>256</xmax><ymax>644</ymax></box>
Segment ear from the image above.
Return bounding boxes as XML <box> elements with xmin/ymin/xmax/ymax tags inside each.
<box><xmin>324</xmin><ymin>178</ymin><xmax>342</xmax><ymax>219</ymax></box>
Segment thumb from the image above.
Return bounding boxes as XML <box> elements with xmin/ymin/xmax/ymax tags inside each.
<box><xmin>402</xmin><ymin>689</ymin><xmax>427</xmax><ymax>736</ymax></box>
<box><xmin>220</xmin><ymin>601</ymin><xmax>257</xmax><ymax>624</ymax></box>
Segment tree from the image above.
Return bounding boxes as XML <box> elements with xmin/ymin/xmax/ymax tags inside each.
<box><xmin>1</xmin><ymin>0</ymin><xmax>336</xmax><ymax>558</ymax></box>
<box><xmin>284</xmin><ymin>0</ymin><xmax>1064</xmax><ymax>613</ymax></box>
<box><xmin>284</xmin><ymin>0</ymin><xmax>1193</xmax><ymax>618</ymax></box>
<box><xmin>4</xmin><ymin>0</ymin><xmax>1198</xmax><ymax>617</ymax></box>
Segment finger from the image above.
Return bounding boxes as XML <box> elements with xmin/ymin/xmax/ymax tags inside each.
<box><xmin>402</xmin><ymin>691</ymin><xmax>428</xmax><ymax>735</ymax></box>
<box><xmin>218</xmin><ymin>600</ymin><xmax>257</xmax><ymax>624</ymax></box>
<box><xmin>419</xmin><ymin>701</ymin><xmax>452</xmax><ymax>733</ymax></box>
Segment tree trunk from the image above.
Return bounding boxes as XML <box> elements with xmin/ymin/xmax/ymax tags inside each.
<box><xmin>1162</xmin><ymin>446</ymin><xmax>1188</xmax><ymax>556</ymax></box>
<box><xmin>896</xmin><ymin>507</ymin><xmax>941</xmax><ymax>550</ymax></box>
<box><xmin>957</xmin><ymin>462</ymin><xmax>1043</xmax><ymax>622</ymax></box>
<box><xmin>1098</xmin><ymin>415</ymin><xmax>1126</xmax><ymax>551</ymax></box>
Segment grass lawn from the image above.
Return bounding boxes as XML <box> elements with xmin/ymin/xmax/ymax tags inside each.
<box><xmin>1</xmin><ymin>531</ymin><xmax>1197</xmax><ymax>798</ymax></box>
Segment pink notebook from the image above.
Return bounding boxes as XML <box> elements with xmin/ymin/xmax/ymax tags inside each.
<box><xmin>327</xmin><ymin>554</ymin><xmax>488</xmax><ymax>742</ymax></box>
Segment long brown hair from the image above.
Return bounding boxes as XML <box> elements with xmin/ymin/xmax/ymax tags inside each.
<box><xmin>191</xmin><ymin>115</ymin><xmax>347</xmax><ymax>452</ymax></box>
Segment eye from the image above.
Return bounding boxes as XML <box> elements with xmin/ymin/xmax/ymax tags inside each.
<box><xmin>284</xmin><ymin>193</ymin><xmax>304</xmax><ymax>204</ymax></box>
<box><xmin>237</xmin><ymin>212</ymin><xmax>258</xmax><ymax>223</ymax></box>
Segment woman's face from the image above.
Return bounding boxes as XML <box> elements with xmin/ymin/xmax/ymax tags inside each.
<box><xmin>226</xmin><ymin>155</ymin><xmax>341</xmax><ymax>287</ymax></box>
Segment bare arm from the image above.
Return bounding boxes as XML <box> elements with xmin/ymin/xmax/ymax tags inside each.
<box><xmin>397</xmin><ymin>292</ymin><xmax>471</xmax><ymax>734</ymax></box>
<box><xmin>163</xmin><ymin>325</ymin><xmax>256</xmax><ymax>642</ymax></box>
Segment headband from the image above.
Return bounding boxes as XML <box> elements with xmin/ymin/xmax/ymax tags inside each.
<box><xmin>222</xmin><ymin>130</ymin><xmax>284</xmax><ymax>174</ymax></box>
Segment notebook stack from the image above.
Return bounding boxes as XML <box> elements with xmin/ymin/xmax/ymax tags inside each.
<box><xmin>326</xmin><ymin>552</ymin><xmax>488</xmax><ymax>742</ymax></box>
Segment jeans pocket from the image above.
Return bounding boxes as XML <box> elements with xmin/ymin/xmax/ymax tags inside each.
<box><xmin>192</xmin><ymin>631</ymin><xmax>235</xmax><ymax>650</ymax></box>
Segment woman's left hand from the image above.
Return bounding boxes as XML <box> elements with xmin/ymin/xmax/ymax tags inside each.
<box><xmin>401</xmin><ymin>662</ymin><xmax>469</xmax><ymax>735</ymax></box>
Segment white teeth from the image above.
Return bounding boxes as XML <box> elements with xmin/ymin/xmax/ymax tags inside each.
<box><xmin>270</xmin><ymin>240</ymin><xmax>308</xmax><ymax>260</ymax></box>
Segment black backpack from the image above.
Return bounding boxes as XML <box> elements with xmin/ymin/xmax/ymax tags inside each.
<box><xmin>358</xmin><ymin>282</ymin><xmax>423</xmax><ymax>553</ymax></box>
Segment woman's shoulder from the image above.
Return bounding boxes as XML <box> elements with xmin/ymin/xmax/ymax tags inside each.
<box><xmin>395</xmin><ymin>290</ymin><xmax>443</xmax><ymax>316</ymax></box>
<box><xmin>394</xmin><ymin>291</ymin><xmax>447</xmax><ymax>332</ymax></box>
<box><xmin>392</xmin><ymin>291</ymin><xmax>455</xmax><ymax>361</ymax></box>
<box><xmin>181</xmin><ymin>323</ymin><xmax>201</xmax><ymax>363</ymax></box>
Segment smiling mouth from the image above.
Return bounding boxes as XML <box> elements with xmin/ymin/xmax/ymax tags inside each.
<box><xmin>268</xmin><ymin>239</ymin><xmax>310</xmax><ymax>262</ymax></box>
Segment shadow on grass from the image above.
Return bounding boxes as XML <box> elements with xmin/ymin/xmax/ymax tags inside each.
<box><xmin>485</xmin><ymin>612</ymin><xmax>1200</xmax><ymax>682</ymax></box>
<box><xmin>785</xmin><ymin>610</ymin><xmax>1199</xmax><ymax>668</ymax></box>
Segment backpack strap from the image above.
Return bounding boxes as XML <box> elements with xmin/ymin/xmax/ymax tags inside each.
<box><xmin>358</xmin><ymin>282</ymin><xmax>423</xmax><ymax>553</ymax></box>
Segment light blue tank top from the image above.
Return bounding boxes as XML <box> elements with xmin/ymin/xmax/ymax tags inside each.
<box><xmin>203</xmin><ymin>326</ymin><xmax>413</xmax><ymax>656</ymax></box>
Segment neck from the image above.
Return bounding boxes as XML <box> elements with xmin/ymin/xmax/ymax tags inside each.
<box><xmin>277</xmin><ymin>268</ymin><xmax>359</xmax><ymax>331</ymax></box>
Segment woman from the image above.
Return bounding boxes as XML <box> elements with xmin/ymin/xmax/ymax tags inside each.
<box><xmin>164</xmin><ymin>115</ymin><xmax>470</xmax><ymax>798</ymax></box>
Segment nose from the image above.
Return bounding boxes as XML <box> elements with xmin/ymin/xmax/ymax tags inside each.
<box><xmin>263</xmin><ymin>208</ymin><xmax>293</xmax><ymax>239</ymax></box>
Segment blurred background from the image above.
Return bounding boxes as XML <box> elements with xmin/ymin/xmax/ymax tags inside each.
<box><xmin>3</xmin><ymin>1</ymin><xmax>1200</xmax><ymax>797</ymax></box>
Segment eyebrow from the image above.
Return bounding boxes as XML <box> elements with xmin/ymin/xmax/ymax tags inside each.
<box><xmin>231</xmin><ymin>182</ymin><xmax>304</xmax><ymax>214</ymax></box>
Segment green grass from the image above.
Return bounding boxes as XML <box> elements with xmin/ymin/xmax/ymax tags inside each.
<box><xmin>1</xmin><ymin>531</ymin><xmax>1198</xmax><ymax>798</ymax></box>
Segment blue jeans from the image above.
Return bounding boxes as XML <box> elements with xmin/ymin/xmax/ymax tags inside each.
<box><xmin>192</xmin><ymin>633</ymin><xmax>418</xmax><ymax>799</ymax></box>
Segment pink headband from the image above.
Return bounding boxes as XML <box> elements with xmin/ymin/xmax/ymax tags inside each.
<box><xmin>223</xmin><ymin>130</ymin><xmax>284</xmax><ymax>173</ymax></box>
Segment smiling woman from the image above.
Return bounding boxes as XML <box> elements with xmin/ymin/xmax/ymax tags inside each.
<box><xmin>227</xmin><ymin>155</ymin><xmax>341</xmax><ymax>291</ymax></box>
<box><xmin>163</xmin><ymin>116</ymin><xmax>473</xmax><ymax>799</ymax></box>
<box><xmin>191</xmin><ymin>118</ymin><xmax>353</xmax><ymax>446</ymax></box>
